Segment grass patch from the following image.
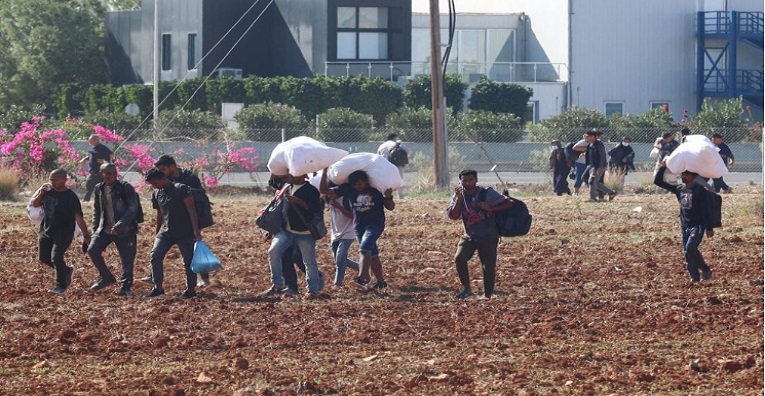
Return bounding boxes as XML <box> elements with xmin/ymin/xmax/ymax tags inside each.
<box><xmin>0</xmin><ymin>168</ymin><xmax>18</xmax><ymax>201</ymax></box>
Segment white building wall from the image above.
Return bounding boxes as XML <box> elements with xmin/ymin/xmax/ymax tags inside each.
<box><xmin>570</xmin><ymin>0</ymin><xmax>699</xmax><ymax>119</ymax></box>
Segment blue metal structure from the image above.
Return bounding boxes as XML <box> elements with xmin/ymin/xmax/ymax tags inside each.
<box><xmin>697</xmin><ymin>11</ymin><xmax>764</xmax><ymax>112</ymax></box>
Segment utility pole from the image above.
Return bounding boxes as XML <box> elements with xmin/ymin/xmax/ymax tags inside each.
<box><xmin>429</xmin><ymin>0</ymin><xmax>449</xmax><ymax>188</ymax></box>
<box><xmin>152</xmin><ymin>0</ymin><xmax>160</xmax><ymax>129</ymax></box>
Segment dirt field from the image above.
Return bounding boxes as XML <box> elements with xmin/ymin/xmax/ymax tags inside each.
<box><xmin>1</xmin><ymin>186</ymin><xmax>763</xmax><ymax>395</ymax></box>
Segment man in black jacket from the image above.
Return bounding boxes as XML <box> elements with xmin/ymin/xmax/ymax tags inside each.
<box><xmin>584</xmin><ymin>129</ymin><xmax>616</xmax><ymax>202</ymax></box>
<box><xmin>87</xmin><ymin>163</ymin><xmax>140</xmax><ymax>296</ymax></box>
<box><xmin>654</xmin><ymin>163</ymin><xmax>715</xmax><ymax>283</ymax></box>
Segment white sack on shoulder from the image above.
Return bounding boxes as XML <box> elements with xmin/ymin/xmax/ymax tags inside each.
<box><xmin>327</xmin><ymin>152</ymin><xmax>404</xmax><ymax>193</ymax></box>
<box><xmin>267</xmin><ymin>136</ymin><xmax>348</xmax><ymax>176</ymax></box>
<box><xmin>665</xmin><ymin>135</ymin><xmax>728</xmax><ymax>179</ymax></box>
<box><xmin>26</xmin><ymin>201</ymin><xmax>44</xmax><ymax>225</ymax></box>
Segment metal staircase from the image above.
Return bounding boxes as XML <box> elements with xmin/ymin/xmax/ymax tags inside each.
<box><xmin>697</xmin><ymin>11</ymin><xmax>764</xmax><ymax>112</ymax></box>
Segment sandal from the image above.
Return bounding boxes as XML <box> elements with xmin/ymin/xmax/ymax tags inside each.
<box><xmin>455</xmin><ymin>290</ymin><xmax>471</xmax><ymax>299</ymax></box>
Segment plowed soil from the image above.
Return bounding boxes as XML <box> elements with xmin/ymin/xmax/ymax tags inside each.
<box><xmin>1</xmin><ymin>187</ymin><xmax>762</xmax><ymax>395</ymax></box>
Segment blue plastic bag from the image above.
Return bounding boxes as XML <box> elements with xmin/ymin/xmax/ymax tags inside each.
<box><xmin>191</xmin><ymin>241</ymin><xmax>222</xmax><ymax>274</ymax></box>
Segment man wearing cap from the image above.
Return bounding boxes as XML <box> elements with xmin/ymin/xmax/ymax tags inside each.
<box><xmin>711</xmin><ymin>133</ymin><xmax>734</xmax><ymax>193</ymax></box>
<box><xmin>654</xmin><ymin>162</ymin><xmax>715</xmax><ymax>284</ymax></box>
<box><xmin>607</xmin><ymin>137</ymin><xmax>635</xmax><ymax>194</ymax></box>
<box><xmin>584</xmin><ymin>129</ymin><xmax>616</xmax><ymax>201</ymax></box>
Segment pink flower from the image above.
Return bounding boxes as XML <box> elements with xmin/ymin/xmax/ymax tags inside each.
<box><xmin>746</xmin><ymin>105</ymin><xmax>752</xmax><ymax>111</ymax></box>
<box><xmin>204</xmin><ymin>177</ymin><xmax>219</xmax><ymax>188</ymax></box>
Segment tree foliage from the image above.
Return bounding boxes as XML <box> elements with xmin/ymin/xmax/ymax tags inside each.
<box><xmin>316</xmin><ymin>107</ymin><xmax>372</xmax><ymax>142</ymax></box>
<box><xmin>0</xmin><ymin>0</ymin><xmax>107</xmax><ymax>108</ymax></box>
<box><xmin>402</xmin><ymin>74</ymin><xmax>468</xmax><ymax>113</ymax></box>
<box><xmin>468</xmin><ymin>77</ymin><xmax>533</xmax><ymax>122</ymax></box>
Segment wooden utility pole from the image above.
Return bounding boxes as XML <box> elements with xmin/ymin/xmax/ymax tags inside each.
<box><xmin>429</xmin><ymin>0</ymin><xmax>449</xmax><ymax>188</ymax></box>
<box><xmin>152</xmin><ymin>0</ymin><xmax>160</xmax><ymax>128</ymax></box>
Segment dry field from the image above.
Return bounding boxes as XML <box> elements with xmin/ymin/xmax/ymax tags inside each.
<box><xmin>0</xmin><ymin>186</ymin><xmax>763</xmax><ymax>395</ymax></box>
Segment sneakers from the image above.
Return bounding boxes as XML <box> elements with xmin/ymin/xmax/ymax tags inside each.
<box><xmin>115</xmin><ymin>288</ymin><xmax>131</xmax><ymax>296</ymax></box>
<box><xmin>371</xmin><ymin>280</ymin><xmax>389</xmax><ymax>291</ymax></box>
<box><xmin>145</xmin><ymin>288</ymin><xmax>165</xmax><ymax>298</ymax></box>
<box><xmin>197</xmin><ymin>278</ymin><xmax>212</xmax><ymax>287</ymax></box>
<box><xmin>177</xmin><ymin>289</ymin><xmax>196</xmax><ymax>299</ymax></box>
<box><xmin>136</xmin><ymin>276</ymin><xmax>155</xmax><ymax>286</ymax></box>
<box><xmin>455</xmin><ymin>289</ymin><xmax>472</xmax><ymax>299</ymax></box>
<box><xmin>65</xmin><ymin>266</ymin><xmax>75</xmax><ymax>287</ymax></box>
<box><xmin>608</xmin><ymin>192</ymin><xmax>617</xmax><ymax>201</ymax></box>
<box><xmin>701</xmin><ymin>270</ymin><xmax>713</xmax><ymax>281</ymax></box>
<box><xmin>262</xmin><ymin>285</ymin><xmax>284</xmax><ymax>296</ymax></box>
<box><xmin>304</xmin><ymin>291</ymin><xmax>320</xmax><ymax>300</ymax></box>
<box><xmin>90</xmin><ymin>278</ymin><xmax>117</xmax><ymax>291</ymax></box>
<box><xmin>349</xmin><ymin>277</ymin><xmax>370</xmax><ymax>291</ymax></box>
<box><xmin>477</xmin><ymin>295</ymin><xmax>492</xmax><ymax>302</ymax></box>
<box><xmin>49</xmin><ymin>286</ymin><xmax>68</xmax><ymax>295</ymax></box>
<box><xmin>281</xmin><ymin>287</ymin><xmax>298</xmax><ymax>296</ymax></box>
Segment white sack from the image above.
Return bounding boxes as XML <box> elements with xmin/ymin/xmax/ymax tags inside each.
<box><xmin>665</xmin><ymin>135</ymin><xmax>728</xmax><ymax>179</ymax></box>
<box><xmin>267</xmin><ymin>136</ymin><xmax>348</xmax><ymax>176</ymax></box>
<box><xmin>26</xmin><ymin>201</ymin><xmax>44</xmax><ymax>225</ymax></box>
<box><xmin>326</xmin><ymin>152</ymin><xmax>404</xmax><ymax>193</ymax></box>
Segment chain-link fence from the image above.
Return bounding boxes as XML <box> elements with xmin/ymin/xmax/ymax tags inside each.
<box><xmin>91</xmin><ymin>126</ymin><xmax>762</xmax><ymax>188</ymax></box>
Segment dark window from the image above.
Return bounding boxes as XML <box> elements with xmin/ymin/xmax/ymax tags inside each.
<box><xmin>161</xmin><ymin>34</ymin><xmax>172</xmax><ymax>71</ymax></box>
<box><xmin>188</xmin><ymin>33</ymin><xmax>198</xmax><ymax>70</ymax></box>
<box><xmin>336</xmin><ymin>7</ymin><xmax>389</xmax><ymax>60</ymax></box>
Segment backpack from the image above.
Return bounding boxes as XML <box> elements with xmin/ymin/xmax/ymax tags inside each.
<box><xmin>704</xmin><ymin>189</ymin><xmax>722</xmax><ymax>229</ymax></box>
<box><xmin>478</xmin><ymin>188</ymin><xmax>533</xmax><ymax>237</ymax></box>
<box><xmin>388</xmin><ymin>143</ymin><xmax>409</xmax><ymax>166</ymax></box>
<box><xmin>564</xmin><ymin>143</ymin><xmax>580</xmax><ymax>163</ymax></box>
<box><xmin>175</xmin><ymin>183</ymin><xmax>214</xmax><ymax>229</ymax></box>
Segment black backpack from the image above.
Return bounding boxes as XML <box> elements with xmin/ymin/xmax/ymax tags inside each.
<box><xmin>564</xmin><ymin>143</ymin><xmax>580</xmax><ymax>163</ymax></box>
<box><xmin>704</xmin><ymin>189</ymin><xmax>722</xmax><ymax>229</ymax></box>
<box><xmin>175</xmin><ymin>183</ymin><xmax>214</xmax><ymax>229</ymax></box>
<box><xmin>388</xmin><ymin>143</ymin><xmax>409</xmax><ymax>166</ymax></box>
<box><xmin>478</xmin><ymin>188</ymin><xmax>532</xmax><ymax>237</ymax></box>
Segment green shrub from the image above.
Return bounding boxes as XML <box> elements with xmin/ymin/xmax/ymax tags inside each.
<box><xmin>235</xmin><ymin>102</ymin><xmax>308</xmax><ymax>141</ymax></box>
<box><xmin>527</xmin><ymin>106</ymin><xmax>609</xmax><ymax>143</ymax></box>
<box><xmin>468</xmin><ymin>77</ymin><xmax>533</xmax><ymax>122</ymax></box>
<box><xmin>278</xmin><ymin>76</ymin><xmax>329</xmax><ymax>120</ymax></box>
<box><xmin>52</xmin><ymin>83</ymin><xmax>86</xmax><ymax>117</ymax></box>
<box><xmin>243</xmin><ymin>76</ymin><xmax>284</xmax><ymax>105</ymax></box>
<box><xmin>0</xmin><ymin>167</ymin><xmax>18</xmax><ymax>201</ymax></box>
<box><xmin>332</xmin><ymin>76</ymin><xmax>402</xmax><ymax>124</ymax></box>
<box><xmin>155</xmin><ymin>108</ymin><xmax>225</xmax><ymax>140</ymax></box>
<box><xmin>120</xmin><ymin>84</ymin><xmax>153</xmax><ymax>119</ymax></box>
<box><xmin>206</xmin><ymin>77</ymin><xmax>246</xmax><ymax>113</ymax></box>
<box><xmin>81</xmin><ymin>110</ymin><xmax>143</xmax><ymax>134</ymax></box>
<box><xmin>383</xmin><ymin>106</ymin><xmax>457</xmax><ymax>142</ymax></box>
<box><xmin>403</xmin><ymin>74</ymin><xmax>467</xmax><ymax>113</ymax></box>
<box><xmin>176</xmin><ymin>77</ymin><xmax>208</xmax><ymax>112</ymax></box>
<box><xmin>316</xmin><ymin>108</ymin><xmax>372</xmax><ymax>142</ymax></box>
<box><xmin>454</xmin><ymin>110</ymin><xmax>523</xmax><ymax>142</ymax></box>
<box><xmin>609</xmin><ymin>107</ymin><xmax>674</xmax><ymax>142</ymax></box>
<box><xmin>0</xmin><ymin>104</ymin><xmax>46</xmax><ymax>133</ymax></box>
<box><xmin>693</xmin><ymin>97</ymin><xmax>751</xmax><ymax>142</ymax></box>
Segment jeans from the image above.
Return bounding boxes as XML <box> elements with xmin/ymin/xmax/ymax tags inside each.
<box><xmin>83</xmin><ymin>172</ymin><xmax>104</xmax><ymax>202</ymax></box>
<box><xmin>454</xmin><ymin>235</ymin><xmax>499</xmax><ymax>297</ymax></box>
<box><xmin>281</xmin><ymin>246</ymin><xmax>305</xmax><ymax>290</ymax></box>
<box><xmin>356</xmin><ymin>225</ymin><xmax>383</xmax><ymax>257</ymax></box>
<box><xmin>88</xmin><ymin>232</ymin><xmax>137</xmax><ymax>290</ymax></box>
<box><xmin>150</xmin><ymin>234</ymin><xmax>196</xmax><ymax>291</ymax></box>
<box><xmin>587</xmin><ymin>166</ymin><xmax>614</xmax><ymax>199</ymax></box>
<box><xmin>331</xmin><ymin>238</ymin><xmax>359</xmax><ymax>285</ymax></box>
<box><xmin>682</xmin><ymin>225</ymin><xmax>711</xmax><ymax>282</ymax></box>
<box><xmin>39</xmin><ymin>234</ymin><xmax>73</xmax><ymax>288</ymax></box>
<box><xmin>573</xmin><ymin>162</ymin><xmax>588</xmax><ymax>188</ymax></box>
<box><xmin>268</xmin><ymin>230</ymin><xmax>321</xmax><ymax>293</ymax></box>
<box><xmin>396</xmin><ymin>166</ymin><xmax>405</xmax><ymax>198</ymax></box>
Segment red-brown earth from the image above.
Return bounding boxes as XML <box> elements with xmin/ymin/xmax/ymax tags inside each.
<box><xmin>0</xmin><ymin>187</ymin><xmax>762</xmax><ymax>395</ymax></box>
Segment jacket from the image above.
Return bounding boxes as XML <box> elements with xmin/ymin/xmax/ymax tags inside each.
<box><xmin>93</xmin><ymin>180</ymin><xmax>140</xmax><ymax>235</ymax></box>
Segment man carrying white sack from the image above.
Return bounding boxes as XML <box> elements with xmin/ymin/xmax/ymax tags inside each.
<box><xmin>377</xmin><ymin>133</ymin><xmax>411</xmax><ymax>199</ymax></box>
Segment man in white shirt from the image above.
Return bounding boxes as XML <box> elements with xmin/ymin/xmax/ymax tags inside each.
<box><xmin>377</xmin><ymin>133</ymin><xmax>411</xmax><ymax>199</ymax></box>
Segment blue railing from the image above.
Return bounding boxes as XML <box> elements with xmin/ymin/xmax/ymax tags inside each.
<box><xmin>701</xmin><ymin>11</ymin><xmax>764</xmax><ymax>35</ymax></box>
<box><xmin>702</xmin><ymin>69</ymin><xmax>763</xmax><ymax>93</ymax></box>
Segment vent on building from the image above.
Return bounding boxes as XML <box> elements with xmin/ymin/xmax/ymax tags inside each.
<box><xmin>216</xmin><ymin>68</ymin><xmax>243</xmax><ymax>79</ymax></box>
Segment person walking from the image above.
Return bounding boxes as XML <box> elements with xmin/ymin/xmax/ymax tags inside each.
<box><xmin>138</xmin><ymin>154</ymin><xmax>211</xmax><ymax>287</ymax></box>
<box><xmin>607</xmin><ymin>137</ymin><xmax>635</xmax><ymax>194</ymax></box>
<box><xmin>654</xmin><ymin>163</ymin><xmax>716</xmax><ymax>284</ymax></box>
<box><xmin>87</xmin><ymin>163</ymin><xmax>141</xmax><ymax>296</ymax></box>
<box><xmin>326</xmin><ymin>192</ymin><xmax>360</xmax><ymax>286</ymax></box>
<box><xmin>80</xmin><ymin>135</ymin><xmax>114</xmax><ymax>202</ymax></box>
<box><xmin>653</xmin><ymin>132</ymin><xmax>680</xmax><ymax>182</ymax></box>
<box><xmin>320</xmin><ymin>169</ymin><xmax>395</xmax><ymax>291</ymax></box>
<box><xmin>570</xmin><ymin>134</ymin><xmax>589</xmax><ymax>195</ymax></box>
<box><xmin>263</xmin><ymin>173</ymin><xmax>324</xmax><ymax>299</ymax></box>
<box><xmin>711</xmin><ymin>133</ymin><xmax>734</xmax><ymax>193</ymax></box>
<box><xmin>32</xmin><ymin>169</ymin><xmax>92</xmax><ymax>294</ymax></box>
<box><xmin>585</xmin><ymin>129</ymin><xmax>616</xmax><ymax>202</ymax></box>
<box><xmin>377</xmin><ymin>133</ymin><xmax>411</xmax><ymax>199</ymax></box>
<box><xmin>549</xmin><ymin>140</ymin><xmax>572</xmax><ymax>196</ymax></box>
<box><xmin>144</xmin><ymin>168</ymin><xmax>202</xmax><ymax>299</ymax></box>
<box><xmin>446</xmin><ymin>170</ymin><xmax>513</xmax><ymax>301</ymax></box>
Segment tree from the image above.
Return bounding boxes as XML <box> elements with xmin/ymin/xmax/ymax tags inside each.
<box><xmin>468</xmin><ymin>77</ymin><xmax>533</xmax><ymax>122</ymax></box>
<box><xmin>0</xmin><ymin>0</ymin><xmax>107</xmax><ymax>108</ymax></box>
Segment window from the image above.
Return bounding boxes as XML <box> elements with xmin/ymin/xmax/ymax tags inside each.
<box><xmin>650</xmin><ymin>102</ymin><xmax>669</xmax><ymax>111</ymax></box>
<box><xmin>187</xmin><ymin>33</ymin><xmax>198</xmax><ymax>70</ymax></box>
<box><xmin>336</xmin><ymin>7</ymin><xmax>389</xmax><ymax>60</ymax></box>
<box><xmin>604</xmin><ymin>102</ymin><xmax>623</xmax><ymax>117</ymax></box>
<box><xmin>161</xmin><ymin>34</ymin><xmax>172</xmax><ymax>71</ymax></box>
